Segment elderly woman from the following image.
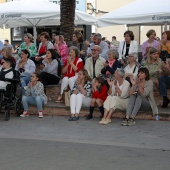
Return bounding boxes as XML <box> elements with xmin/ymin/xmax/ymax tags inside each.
<box><xmin>15</xmin><ymin>49</ymin><xmax>36</xmax><ymax>94</ymax></box>
<box><xmin>144</xmin><ymin>47</ymin><xmax>162</xmax><ymax>87</ymax></box>
<box><xmin>69</xmin><ymin>69</ymin><xmax>92</xmax><ymax>121</ymax></box>
<box><xmin>1</xmin><ymin>46</ymin><xmax>16</xmax><ymax>68</ymax></box>
<box><xmin>33</xmin><ymin>32</ymin><xmax>53</xmax><ymax>63</ymax></box>
<box><xmin>72</xmin><ymin>31</ymin><xmax>87</xmax><ymax>63</ymax></box>
<box><xmin>101</xmin><ymin>49</ymin><xmax>121</xmax><ymax>79</ymax></box>
<box><xmin>124</xmin><ymin>52</ymin><xmax>139</xmax><ymax>83</ymax></box>
<box><xmin>18</xmin><ymin>33</ymin><xmax>37</xmax><ymax>58</ymax></box>
<box><xmin>121</xmin><ymin>67</ymin><xmax>158</xmax><ymax>126</ymax></box>
<box><xmin>56</xmin><ymin>46</ymin><xmax>84</xmax><ymax>102</ymax></box>
<box><xmin>99</xmin><ymin>68</ymin><xmax>130</xmax><ymax>125</ymax></box>
<box><xmin>141</xmin><ymin>29</ymin><xmax>159</xmax><ymax>61</ymax></box>
<box><xmin>118</xmin><ymin>30</ymin><xmax>138</xmax><ymax>65</ymax></box>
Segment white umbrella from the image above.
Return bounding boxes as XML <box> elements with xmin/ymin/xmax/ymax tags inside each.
<box><xmin>0</xmin><ymin>0</ymin><xmax>97</xmax><ymax>40</ymax></box>
<box><xmin>97</xmin><ymin>0</ymin><xmax>170</xmax><ymax>28</ymax></box>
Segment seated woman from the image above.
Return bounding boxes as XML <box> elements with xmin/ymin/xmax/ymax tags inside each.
<box><xmin>121</xmin><ymin>67</ymin><xmax>158</xmax><ymax>126</ymax></box>
<box><xmin>99</xmin><ymin>68</ymin><xmax>130</xmax><ymax>125</ymax></box>
<box><xmin>101</xmin><ymin>49</ymin><xmax>121</xmax><ymax>79</ymax></box>
<box><xmin>141</xmin><ymin>29</ymin><xmax>159</xmax><ymax>62</ymax></box>
<box><xmin>72</xmin><ymin>31</ymin><xmax>87</xmax><ymax>64</ymax></box>
<box><xmin>1</xmin><ymin>46</ymin><xmax>16</xmax><ymax>68</ymax></box>
<box><xmin>143</xmin><ymin>47</ymin><xmax>162</xmax><ymax>88</ymax></box>
<box><xmin>69</xmin><ymin>69</ymin><xmax>92</xmax><ymax>121</ymax></box>
<box><xmin>33</xmin><ymin>32</ymin><xmax>53</xmax><ymax>63</ymax></box>
<box><xmin>20</xmin><ymin>73</ymin><xmax>47</xmax><ymax>118</ymax></box>
<box><xmin>0</xmin><ymin>58</ymin><xmax>14</xmax><ymax>90</ymax></box>
<box><xmin>53</xmin><ymin>35</ymin><xmax>68</xmax><ymax>65</ymax></box>
<box><xmin>18</xmin><ymin>33</ymin><xmax>37</xmax><ymax>58</ymax></box>
<box><xmin>39</xmin><ymin>49</ymin><xmax>61</xmax><ymax>86</ymax></box>
<box><xmin>56</xmin><ymin>46</ymin><xmax>84</xmax><ymax>102</ymax></box>
<box><xmin>86</xmin><ymin>77</ymin><xmax>108</xmax><ymax>120</ymax></box>
<box><xmin>15</xmin><ymin>49</ymin><xmax>36</xmax><ymax>94</ymax></box>
<box><xmin>124</xmin><ymin>52</ymin><xmax>139</xmax><ymax>84</ymax></box>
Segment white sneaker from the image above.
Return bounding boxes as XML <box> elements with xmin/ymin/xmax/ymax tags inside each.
<box><xmin>20</xmin><ymin>111</ymin><xmax>29</xmax><ymax>117</ymax></box>
<box><xmin>38</xmin><ymin>111</ymin><xmax>44</xmax><ymax>118</ymax></box>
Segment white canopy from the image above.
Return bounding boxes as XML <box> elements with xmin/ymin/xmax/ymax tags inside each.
<box><xmin>97</xmin><ymin>0</ymin><xmax>170</xmax><ymax>27</ymax></box>
<box><xmin>0</xmin><ymin>0</ymin><xmax>97</xmax><ymax>28</ymax></box>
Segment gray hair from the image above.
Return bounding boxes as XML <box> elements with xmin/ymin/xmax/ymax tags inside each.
<box><xmin>69</xmin><ymin>46</ymin><xmax>80</xmax><ymax>57</ymax></box>
<box><xmin>116</xmin><ymin>68</ymin><xmax>125</xmax><ymax>78</ymax></box>
<box><xmin>108</xmin><ymin>49</ymin><xmax>119</xmax><ymax>59</ymax></box>
<box><xmin>94</xmin><ymin>33</ymin><xmax>102</xmax><ymax>40</ymax></box>
<box><xmin>128</xmin><ymin>52</ymin><xmax>138</xmax><ymax>58</ymax></box>
<box><xmin>2</xmin><ymin>46</ymin><xmax>12</xmax><ymax>57</ymax></box>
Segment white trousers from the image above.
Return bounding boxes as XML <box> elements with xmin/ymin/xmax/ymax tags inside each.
<box><xmin>70</xmin><ymin>94</ymin><xmax>92</xmax><ymax>114</ymax></box>
<box><xmin>104</xmin><ymin>96</ymin><xmax>129</xmax><ymax>111</ymax></box>
<box><xmin>60</xmin><ymin>76</ymin><xmax>77</xmax><ymax>95</ymax></box>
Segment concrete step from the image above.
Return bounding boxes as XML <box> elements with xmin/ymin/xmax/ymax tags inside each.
<box><xmin>29</xmin><ymin>84</ymin><xmax>170</xmax><ymax>121</ymax></box>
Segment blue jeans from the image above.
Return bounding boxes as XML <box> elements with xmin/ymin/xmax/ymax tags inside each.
<box><xmin>20</xmin><ymin>76</ymin><xmax>31</xmax><ymax>94</ymax></box>
<box><xmin>159</xmin><ymin>76</ymin><xmax>170</xmax><ymax>96</ymax></box>
<box><xmin>22</xmin><ymin>96</ymin><xmax>44</xmax><ymax>111</ymax></box>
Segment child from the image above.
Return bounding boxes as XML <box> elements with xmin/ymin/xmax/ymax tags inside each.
<box><xmin>86</xmin><ymin>77</ymin><xmax>108</xmax><ymax>120</ymax></box>
<box><xmin>0</xmin><ymin>58</ymin><xmax>14</xmax><ymax>90</ymax></box>
<box><xmin>20</xmin><ymin>73</ymin><xmax>47</xmax><ymax>118</ymax></box>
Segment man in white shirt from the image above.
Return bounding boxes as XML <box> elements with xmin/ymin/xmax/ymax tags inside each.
<box><xmin>85</xmin><ymin>45</ymin><xmax>105</xmax><ymax>79</ymax></box>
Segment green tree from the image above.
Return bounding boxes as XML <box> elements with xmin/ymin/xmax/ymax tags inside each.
<box><xmin>60</xmin><ymin>0</ymin><xmax>76</xmax><ymax>46</ymax></box>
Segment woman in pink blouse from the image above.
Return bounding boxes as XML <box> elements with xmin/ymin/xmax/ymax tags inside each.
<box><xmin>53</xmin><ymin>35</ymin><xmax>68</xmax><ymax>65</ymax></box>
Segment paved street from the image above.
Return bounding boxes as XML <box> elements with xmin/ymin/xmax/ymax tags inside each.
<box><xmin>0</xmin><ymin>115</ymin><xmax>170</xmax><ymax>170</ymax></box>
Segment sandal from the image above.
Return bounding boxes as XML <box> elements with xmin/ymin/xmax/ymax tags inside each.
<box><xmin>55</xmin><ymin>96</ymin><xmax>63</xmax><ymax>103</ymax></box>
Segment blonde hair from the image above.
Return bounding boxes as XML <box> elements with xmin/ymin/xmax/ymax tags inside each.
<box><xmin>146</xmin><ymin>47</ymin><xmax>159</xmax><ymax>64</ymax></box>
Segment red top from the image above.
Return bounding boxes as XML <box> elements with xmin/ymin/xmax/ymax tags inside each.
<box><xmin>39</xmin><ymin>45</ymin><xmax>46</xmax><ymax>55</ymax></box>
<box><xmin>63</xmin><ymin>57</ymin><xmax>84</xmax><ymax>78</ymax></box>
<box><xmin>92</xmin><ymin>85</ymin><xmax>108</xmax><ymax>102</ymax></box>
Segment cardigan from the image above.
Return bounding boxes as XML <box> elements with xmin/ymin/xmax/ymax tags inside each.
<box><xmin>118</xmin><ymin>40</ymin><xmax>138</xmax><ymax>59</ymax></box>
<box><xmin>101</xmin><ymin>59</ymin><xmax>121</xmax><ymax>75</ymax></box>
<box><xmin>25</xmin><ymin>81</ymin><xmax>48</xmax><ymax>104</ymax></box>
<box><xmin>133</xmin><ymin>80</ymin><xmax>158</xmax><ymax>115</ymax></box>
<box><xmin>92</xmin><ymin>85</ymin><xmax>108</xmax><ymax>102</ymax></box>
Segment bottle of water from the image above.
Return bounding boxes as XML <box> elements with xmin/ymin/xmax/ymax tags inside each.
<box><xmin>156</xmin><ymin>115</ymin><xmax>159</xmax><ymax>121</ymax></box>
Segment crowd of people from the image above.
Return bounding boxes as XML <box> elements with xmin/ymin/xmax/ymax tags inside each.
<box><xmin>0</xmin><ymin>29</ymin><xmax>170</xmax><ymax>125</ymax></box>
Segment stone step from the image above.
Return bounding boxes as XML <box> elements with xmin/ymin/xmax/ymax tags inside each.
<box><xmin>38</xmin><ymin>84</ymin><xmax>170</xmax><ymax>120</ymax></box>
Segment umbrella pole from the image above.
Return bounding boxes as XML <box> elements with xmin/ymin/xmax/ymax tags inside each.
<box><xmin>164</xmin><ymin>22</ymin><xmax>168</xmax><ymax>31</ymax></box>
<box><xmin>33</xmin><ymin>25</ymin><xmax>37</xmax><ymax>46</ymax></box>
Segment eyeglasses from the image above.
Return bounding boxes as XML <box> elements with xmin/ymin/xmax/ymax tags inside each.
<box><xmin>128</xmin><ymin>55</ymin><xmax>134</xmax><ymax>57</ymax></box>
<box><xmin>91</xmin><ymin>49</ymin><xmax>98</xmax><ymax>51</ymax></box>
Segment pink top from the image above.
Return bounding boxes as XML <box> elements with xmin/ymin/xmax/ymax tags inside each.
<box><xmin>54</xmin><ymin>42</ymin><xmax>68</xmax><ymax>63</ymax></box>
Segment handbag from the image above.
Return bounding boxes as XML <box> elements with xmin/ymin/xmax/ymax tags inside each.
<box><xmin>62</xmin><ymin>86</ymin><xmax>70</xmax><ymax>106</ymax></box>
<box><xmin>64</xmin><ymin>90</ymin><xmax>70</xmax><ymax>107</ymax></box>
<box><xmin>160</xmin><ymin>50</ymin><xmax>170</xmax><ymax>62</ymax></box>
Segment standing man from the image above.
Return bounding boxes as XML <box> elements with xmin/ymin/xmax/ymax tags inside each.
<box><xmin>88</xmin><ymin>33</ymin><xmax>109</xmax><ymax>60</ymax></box>
<box><xmin>111</xmin><ymin>36</ymin><xmax>119</xmax><ymax>50</ymax></box>
<box><xmin>85</xmin><ymin>45</ymin><xmax>105</xmax><ymax>79</ymax></box>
